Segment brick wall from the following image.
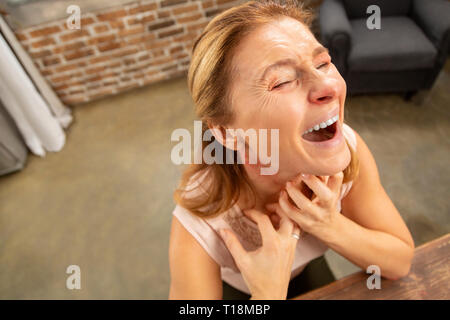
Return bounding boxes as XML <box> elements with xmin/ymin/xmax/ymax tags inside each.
<box><xmin>13</xmin><ymin>0</ymin><xmax>322</xmax><ymax>106</ymax></box>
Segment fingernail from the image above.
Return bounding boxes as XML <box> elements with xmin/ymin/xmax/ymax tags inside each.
<box><xmin>286</xmin><ymin>181</ymin><xmax>292</xmax><ymax>188</ymax></box>
<box><xmin>301</xmin><ymin>173</ymin><xmax>310</xmax><ymax>179</ymax></box>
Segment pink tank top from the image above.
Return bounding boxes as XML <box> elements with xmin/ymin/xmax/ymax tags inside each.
<box><xmin>172</xmin><ymin>123</ymin><xmax>358</xmax><ymax>294</ymax></box>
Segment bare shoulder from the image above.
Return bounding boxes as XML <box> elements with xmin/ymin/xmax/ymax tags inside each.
<box><xmin>168</xmin><ymin>215</ymin><xmax>222</xmax><ymax>299</ymax></box>
<box><xmin>341</xmin><ymin>128</ymin><xmax>414</xmax><ymax>248</ymax></box>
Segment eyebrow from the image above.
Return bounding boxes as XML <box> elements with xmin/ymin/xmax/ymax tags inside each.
<box><xmin>259</xmin><ymin>46</ymin><xmax>329</xmax><ymax>81</ymax></box>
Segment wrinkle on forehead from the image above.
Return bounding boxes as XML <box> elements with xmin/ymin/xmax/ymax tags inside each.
<box><xmin>228</xmin><ymin>17</ymin><xmax>316</xmax><ymax>119</ymax></box>
<box><xmin>233</xmin><ymin>18</ymin><xmax>316</xmax><ymax>80</ymax></box>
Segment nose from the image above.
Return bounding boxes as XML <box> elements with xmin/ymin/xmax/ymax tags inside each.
<box><xmin>307</xmin><ymin>74</ymin><xmax>338</xmax><ymax>105</ymax></box>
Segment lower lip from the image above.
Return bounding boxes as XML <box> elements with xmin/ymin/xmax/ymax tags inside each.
<box><xmin>301</xmin><ymin>121</ymin><xmax>343</xmax><ymax>149</ymax></box>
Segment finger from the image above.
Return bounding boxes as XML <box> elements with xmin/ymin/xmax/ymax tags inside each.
<box><xmin>285</xmin><ymin>181</ymin><xmax>315</xmax><ymax>214</ymax></box>
<box><xmin>300</xmin><ymin>174</ymin><xmax>334</xmax><ymax>206</ymax></box>
<box><xmin>327</xmin><ymin>171</ymin><xmax>344</xmax><ymax>195</ymax></box>
<box><xmin>278</xmin><ymin>190</ymin><xmax>309</xmax><ymax>227</ymax></box>
<box><xmin>277</xmin><ymin>206</ymin><xmax>295</xmax><ymax>236</ymax></box>
<box><xmin>265</xmin><ymin>202</ymin><xmax>278</xmax><ymax>213</ymax></box>
<box><xmin>243</xmin><ymin>209</ymin><xmax>277</xmax><ymax>244</ymax></box>
<box><xmin>266</xmin><ymin>202</ymin><xmax>294</xmax><ymax>235</ymax></box>
<box><xmin>219</xmin><ymin>228</ymin><xmax>248</xmax><ymax>266</ymax></box>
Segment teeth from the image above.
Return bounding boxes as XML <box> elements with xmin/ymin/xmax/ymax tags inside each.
<box><xmin>303</xmin><ymin>115</ymin><xmax>339</xmax><ymax>135</ymax></box>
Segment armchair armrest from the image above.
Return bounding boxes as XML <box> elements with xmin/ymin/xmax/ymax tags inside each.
<box><xmin>319</xmin><ymin>0</ymin><xmax>352</xmax><ymax>75</ymax></box>
<box><xmin>412</xmin><ymin>0</ymin><xmax>450</xmax><ymax>55</ymax></box>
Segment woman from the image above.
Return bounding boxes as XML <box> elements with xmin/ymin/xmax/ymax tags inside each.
<box><xmin>169</xmin><ymin>0</ymin><xmax>414</xmax><ymax>300</ymax></box>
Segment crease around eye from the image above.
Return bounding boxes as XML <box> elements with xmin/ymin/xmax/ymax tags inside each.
<box><xmin>272</xmin><ymin>79</ymin><xmax>295</xmax><ymax>90</ymax></box>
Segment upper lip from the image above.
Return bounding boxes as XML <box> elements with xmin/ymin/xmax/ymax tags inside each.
<box><xmin>303</xmin><ymin>107</ymin><xmax>339</xmax><ymax>133</ymax></box>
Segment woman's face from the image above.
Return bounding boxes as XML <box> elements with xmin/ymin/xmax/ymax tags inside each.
<box><xmin>228</xmin><ymin>17</ymin><xmax>351</xmax><ymax>179</ymax></box>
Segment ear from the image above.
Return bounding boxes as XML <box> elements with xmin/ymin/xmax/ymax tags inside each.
<box><xmin>207</xmin><ymin>121</ymin><xmax>237</xmax><ymax>151</ymax></box>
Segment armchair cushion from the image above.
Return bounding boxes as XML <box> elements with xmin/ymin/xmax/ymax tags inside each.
<box><xmin>348</xmin><ymin>17</ymin><xmax>437</xmax><ymax>72</ymax></box>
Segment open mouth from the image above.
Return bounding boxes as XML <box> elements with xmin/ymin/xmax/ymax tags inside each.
<box><xmin>301</xmin><ymin>121</ymin><xmax>337</xmax><ymax>142</ymax></box>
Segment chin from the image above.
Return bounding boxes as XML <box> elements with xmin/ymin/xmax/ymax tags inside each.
<box><xmin>311</xmin><ymin>145</ymin><xmax>352</xmax><ymax>176</ymax></box>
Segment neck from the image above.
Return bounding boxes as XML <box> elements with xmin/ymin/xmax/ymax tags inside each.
<box><xmin>238</xmin><ymin>163</ymin><xmax>287</xmax><ymax>213</ymax></box>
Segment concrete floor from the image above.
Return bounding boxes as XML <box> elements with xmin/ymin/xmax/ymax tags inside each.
<box><xmin>0</xmin><ymin>60</ymin><xmax>449</xmax><ymax>299</ymax></box>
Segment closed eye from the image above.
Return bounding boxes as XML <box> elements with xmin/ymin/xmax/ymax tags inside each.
<box><xmin>273</xmin><ymin>80</ymin><xmax>294</xmax><ymax>90</ymax></box>
<box><xmin>317</xmin><ymin>62</ymin><xmax>330</xmax><ymax>69</ymax></box>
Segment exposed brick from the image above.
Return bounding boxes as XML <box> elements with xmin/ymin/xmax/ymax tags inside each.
<box><xmin>97</xmin><ymin>42</ymin><xmax>122</xmax><ymax>52</ymax></box>
<box><xmin>118</xmin><ymin>25</ymin><xmax>145</xmax><ymax>37</ymax></box>
<box><xmin>90</xmin><ymin>55</ymin><xmax>111</xmax><ymax>64</ymax></box>
<box><xmin>60</xmin><ymin>30</ymin><xmax>90</xmax><ymax>42</ymax></box>
<box><xmin>126</xmin><ymin>33</ymin><xmax>156</xmax><ymax>45</ymax></box>
<box><xmin>53</xmin><ymin>41</ymin><xmax>86</xmax><ymax>54</ymax></box>
<box><xmin>94</xmin><ymin>24</ymin><xmax>109</xmax><ymax>33</ymax></box>
<box><xmin>102</xmin><ymin>71</ymin><xmax>120</xmax><ymax>78</ymax></box>
<box><xmin>157</xmin><ymin>11</ymin><xmax>171</xmax><ymax>19</ymax></box>
<box><xmin>149</xmin><ymin>56</ymin><xmax>173</xmax><ymax>66</ymax></box>
<box><xmin>62</xmin><ymin>96</ymin><xmax>88</xmax><ymax>105</ymax></box>
<box><xmin>88</xmin><ymin>34</ymin><xmax>116</xmax><ymax>45</ymax></box>
<box><xmin>187</xmin><ymin>21</ymin><xmax>209</xmax><ymax>32</ymax></box>
<box><xmin>217</xmin><ymin>0</ymin><xmax>238</xmax><ymax>5</ymax></box>
<box><xmin>152</xmin><ymin>49</ymin><xmax>165</xmax><ymax>57</ymax></box>
<box><xmin>138</xmin><ymin>54</ymin><xmax>150</xmax><ymax>61</ymax></box>
<box><xmin>174</xmin><ymin>52</ymin><xmax>188</xmax><ymax>60</ymax></box>
<box><xmin>63</xmin><ymin>17</ymin><xmax>95</xmax><ymax>29</ymax></box>
<box><xmin>161</xmin><ymin>63</ymin><xmax>178</xmax><ymax>72</ymax></box>
<box><xmin>172</xmin><ymin>4</ymin><xmax>199</xmax><ymax>15</ymax></box>
<box><xmin>64</xmin><ymin>48</ymin><xmax>95</xmax><ymax>61</ymax></box>
<box><xmin>29</xmin><ymin>25</ymin><xmax>61</xmax><ymax>38</ymax></box>
<box><xmin>111</xmin><ymin>47</ymin><xmax>139</xmax><ymax>58</ymax></box>
<box><xmin>124</xmin><ymin>58</ymin><xmax>136</xmax><ymax>66</ymax></box>
<box><xmin>202</xmin><ymin>0</ymin><xmax>215</xmax><ymax>10</ymax></box>
<box><xmin>51</xmin><ymin>74</ymin><xmax>73</xmax><ymax>83</ymax></box>
<box><xmin>169</xmin><ymin>45</ymin><xmax>183</xmax><ymax>54</ymax></box>
<box><xmin>158</xmin><ymin>27</ymin><xmax>184</xmax><ymax>38</ymax></box>
<box><xmin>134</xmin><ymin>73</ymin><xmax>145</xmax><ymax>79</ymax></box>
<box><xmin>109</xmin><ymin>20</ymin><xmax>126</xmax><ymax>29</ymax></box>
<box><xmin>42</xmin><ymin>56</ymin><xmax>61</xmax><ymax>66</ymax></box>
<box><xmin>19</xmin><ymin>0</ymin><xmax>241</xmax><ymax>104</ymax></box>
<box><xmin>85</xmin><ymin>66</ymin><xmax>106</xmax><ymax>75</ymax></box>
<box><xmin>205</xmin><ymin>8</ymin><xmax>221</xmax><ymax>17</ymax></box>
<box><xmin>148</xmin><ymin>20</ymin><xmax>175</xmax><ymax>31</ymax></box>
<box><xmin>176</xmin><ymin>13</ymin><xmax>203</xmax><ymax>24</ymax></box>
<box><xmin>161</xmin><ymin>0</ymin><xmax>188</xmax><ymax>8</ymax></box>
<box><xmin>103</xmin><ymin>80</ymin><xmax>119</xmax><ymax>86</ymax></box>
<box><xmin>40</xmin><ymin>69</ymin><xmax>53</xmax><ymax>76</ymax></box>
<box><xmin>15</xmin><ymin>32</ymin><xmax>28</xmax><ymax>41</ymax></box>
<box><xmin>129</xmin><ymin>3</ymin><xmax>158</xmax><ymax>14</ymax></box>
<box><xmin>127</xmin><ymin>14</ymin><xmax>156</xmax><ymax>25</ymax></box>
<box><xmin>96</xmin><ymin>9</ymin><xmax>127</xmax><ymax>21</ymax></box>
<box><xmin>174</xmin><ymin>31</ymin><xmax>198</xmax><ymax>42</ymax></box>
<box><xmin>81</xmin><ymin>17</ymin><xmax>96</xmax><ymax>26</ymax></box>
<box><xmin>88</xmin><ymin>88</ymin><xmax>115</xmax><ymax>100</ymax></box>
<box><xmin>30</xmin><ymin>49</ymin><xmax>52</xmax><ymax>59</ymax></box>
<box><xmin>31</xmin><ymin>37</ymin><xmax>56</xmax><ymax>48</ymax></box>
<box><xmin>145</xmin><ymin>39</ymin><xmax>171</xmax><ymax>50</ymax></box>
<box><xmin>55</xmin><ymin>63</ymin><xmax>80</xmax><ymax>73</ymax></box>
<box><xmin>107</xmin><ymin>62</ymin><xmax>122</xmax><ymax>69</ymax></box>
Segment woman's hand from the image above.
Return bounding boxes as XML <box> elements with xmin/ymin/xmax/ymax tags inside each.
<box><xmin>219</xmin><ymin>209</ymin><xmax>300</xmax><ymax>300</ymax></box>
<box><xmin>266</xmin><ymin>171</ymin><xmax>344</xmax><ymax>240</ymax></box>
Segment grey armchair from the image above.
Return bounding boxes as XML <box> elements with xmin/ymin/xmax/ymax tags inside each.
<box><xmin>319</xmin><ymin>0</ymin><xmax>450</xmax><ymax>95</ymax></box>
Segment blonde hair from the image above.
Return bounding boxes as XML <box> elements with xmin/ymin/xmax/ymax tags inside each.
<box><xmin>174</xmin><ymin>0</ymin><xmax>359</xmax><ymax>217</ymax></box>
